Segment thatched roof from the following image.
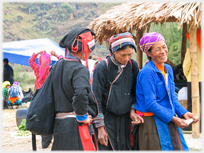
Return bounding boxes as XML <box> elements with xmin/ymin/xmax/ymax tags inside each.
<box><xmin>88</xmin><ymin>2</ymin><xmax>202</xmax><ymax>45</ymax></box>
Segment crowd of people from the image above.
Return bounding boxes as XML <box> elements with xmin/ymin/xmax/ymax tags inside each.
<box><xmin>2</xmin><ymin>27</ymin><xmax>201</xmax><ymax>151</ymax></box>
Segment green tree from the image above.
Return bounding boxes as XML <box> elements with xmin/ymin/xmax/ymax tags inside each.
<box><xmin>168</xmin><ymin>41</ymin><xmax>181</xmax><ymax>65</ymax></box>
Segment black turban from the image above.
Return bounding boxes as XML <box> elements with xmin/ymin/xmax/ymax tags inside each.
<box><xmin>59</xmin><ymin>27</ymin><xmax>95</xmax><ymax>52</ymax></box>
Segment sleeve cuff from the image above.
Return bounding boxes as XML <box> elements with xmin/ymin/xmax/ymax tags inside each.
<box><xmin>130</xmin><ymin>104</ymin><xmax>135</xmax><ymax>112</ymax></box>
<box><xmin>131</xmin><ymin>104</ymin><xmax>135</xmax><ymax>109</ymax></box>
<box><xmin>58</xmin><ymin>55</ymin><xmax>63</xmax><ymax>59</ymax></box>
<box><xmin>93</xmin><ymin>118</ymin><xmax>105</xmax><ymax>128</ymax></box>
<box><xmin>93</xmin><ymin>113</ymin><xmax>105</xmax><ymax>128</ymax></box>
<box><xmin>76</xmin><ymin>113</ymin><xmax>88</xmax><ymax>122</ymax></box>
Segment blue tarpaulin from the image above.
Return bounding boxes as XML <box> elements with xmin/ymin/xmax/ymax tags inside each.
<box><xmin>2</xmin><ymin>38</ymin><xmax>65</xmax><ymax>66</ymax></box>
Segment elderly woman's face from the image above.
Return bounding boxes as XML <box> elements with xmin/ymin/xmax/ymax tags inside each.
<box><xmin>147</xmin><ymin>40</ymin><xmax>168</xmax><ymax>65</ymax></box>
<box><xmin>113</xmin><ymin>46</ymin><xmax>134</xmax><ymax>65</ymax></box>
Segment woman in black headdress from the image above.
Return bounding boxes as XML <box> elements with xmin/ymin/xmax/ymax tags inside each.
<box><xmin>51</xmin><ymin>27</ymin><xmax>98</xmax><ymax>150</ymax></box>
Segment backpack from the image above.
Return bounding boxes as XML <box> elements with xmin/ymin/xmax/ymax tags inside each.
<box><xmin>26</xmin><ymin>58</ymin><xmax>61</xmax><ymax>136</ymax></box>
<box><xmin>9</xmin><ymin>85</ymin><xmax>20</xmax><ymax>97</ymax></box>
<box><xmin>22</xmin><ymin>88</ymin><xmax>33</xmax><ymax>103</ymax></box>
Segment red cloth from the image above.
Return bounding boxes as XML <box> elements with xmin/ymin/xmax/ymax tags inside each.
<box><xmin>186</xmin><ymin>29</ymin><xmax>202</xmax><ymax>50</ymax></box>
<box><xmin>78</xmin><ymin>124</ymin><xmax>96</xmax><ymax>151</ymax></box>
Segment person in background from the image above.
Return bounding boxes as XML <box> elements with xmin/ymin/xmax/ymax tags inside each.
<box><xmin>134</xmin><ymin>32</ymin><xmax>199</xmax><ymax>151</ymax></box>
<box><xmin>51</xmin><ymin>27</ymin><xmax>98</xmax><ymax>150</ymax></box>
<box><xmin>28</xmin><ymin>50</ymin><xmax>62</xmax><ymax>149</ymax></box>
<box><xmin>2</xmin><ymin>81</ymin><xmax>11</xmax><ymax>109</ymax></box>
<box><xmin>7</xmin><ymin>81</ymin><xmax>22</xmax><ymax>109</ymax></box>
<box><xmin>3</xmin><ymin>58</ymin><xmax>14</xmax><ymax>85</ymax></box>
<box><xmin>29</xmin><ymin>50</ymin><xmax>63</xmax><ymax>92</ymax></box>
<box><xmin>92</xmin><ymin>32</ymin><xmax>143</xmax><ymax>150</ymax></box>
<box><xmin>18</xmin><ymin>83</ymin><xmax>24</xmax><ymax>102</ymax></box>
<box><xmin>182</xmin><ymin>28</ymin><xmax>202</xmax><ymax>132</ymax></box>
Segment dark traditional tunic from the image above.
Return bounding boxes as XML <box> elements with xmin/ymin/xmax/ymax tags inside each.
<box><xmin>92</xmin><ymin>56</ymin><xmax>139</xmax><ymax>150</ymax></box>
<box><xmin>3</xmin><ymin>63</ymin><xmax>14</xmax><ymax>85</ymax></box>
<box><xmin>51</xmin><ymin>58</ymin><xmax>98</xmax><ymax>150</ymax></box>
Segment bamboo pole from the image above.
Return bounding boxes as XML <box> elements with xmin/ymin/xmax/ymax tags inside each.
<box><xmin>189</xmin><ymin>21</ymin><xmax>200</xmax><ymax>138</ymax></box>
<box><xmin>136</xmin><ymin>29</ymin><xmax>143</xmax><ymax>69</ymax></box>
<box><xmin>181</xmin><ymin>23</ymin><xmax>187</xmax><ymax>65</ymax></box>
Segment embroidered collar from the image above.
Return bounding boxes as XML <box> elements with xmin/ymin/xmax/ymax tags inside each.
<box><xmin>65</xmin><ymin>53</ymin><xmax>81</xmax><ymax>63</ymax></box>
<box><xmin>111</xmin><ymin>55</ymin><xmax>126</xmax><ymax>74</ymax></box>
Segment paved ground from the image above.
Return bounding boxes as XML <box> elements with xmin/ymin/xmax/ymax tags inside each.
<box><xmin>183</xmin><ymin>133</ymin><xmax>202</xmax><ymax>150</ymax></box>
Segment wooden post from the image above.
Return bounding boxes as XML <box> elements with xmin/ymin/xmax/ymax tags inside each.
<box><xmin>181</xmin><ymin>23</ymin><xmax>187</xmax><ymax>65</ymax></box>
<box><xmin>136</xmin><ymin>29</ymin><xmax>143</xmax><ymax>69</ymax></box>
<box><xmin>189</xmin><ymin>21</ymin><xmax>200</xmax><ymax>138</ymax></box>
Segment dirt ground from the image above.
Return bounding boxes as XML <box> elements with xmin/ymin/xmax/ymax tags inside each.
<box><xmin>2</xmin><ymin>105</ymin><xmax>201</xmax><ymax>151</ymax></box>
<box><xmin>2</xmin><ymin>107</ymin><xmax>51</xmax><ymax>151</ymax></box>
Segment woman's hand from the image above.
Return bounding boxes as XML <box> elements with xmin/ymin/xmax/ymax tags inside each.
<box><xmin>50</xmin><ymin>50</ymin><xmax>59</xmax><ymax>58</ymax></box>
<box><xmin>83</xmin><ymin>115</ymin><xmax>92</xmax><ymax>126</ymax></box>
<box><xmin>36</xmin><ymin>50</ymin><xmax>46</xmax><ymax>55</ymax></box>
<box><xmin>171</xmin><ymin>116</ymin><xmax>188</xmax><ymax>128</ymax></box>
<box><xmin>98</xmin><ymin>126</ymin><xmax>108</xmax><ymax>146</ymax></box>
<box><xmin>130</xmin><ymin>110</ymin><xmax>144</xmax><ymax>125</ymax></box>
<box><xmin>183</xmin><ymin>112</ymin><xmax>199</xmax><ymax>124</ymax></box>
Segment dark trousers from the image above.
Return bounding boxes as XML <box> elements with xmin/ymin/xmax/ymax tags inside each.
<box><xmin>185</xmin><ymin>82</ymin><xmax>202</xmax><ymax>132</ymax></box>
<box><xmin>41</xmin><ymin>135</ymin><xmax>52</xmax><ymax>149</ymax></box>
<box><xmin>3</xmin><ymin>99</ymin><xmax>8</xmax><ymax>109</ymax></box>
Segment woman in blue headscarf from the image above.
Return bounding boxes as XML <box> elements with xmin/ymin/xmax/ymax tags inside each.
<box><xmin>92</xmin><ymin>32</ymin><xmax>143</xmax><ymax>150</ymax></box>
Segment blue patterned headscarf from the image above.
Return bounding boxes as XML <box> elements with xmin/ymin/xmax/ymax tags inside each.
<box><xmin>108</xmin><ymin>32</ymin><xmax>137</xmax><ymax>53</ymax></box>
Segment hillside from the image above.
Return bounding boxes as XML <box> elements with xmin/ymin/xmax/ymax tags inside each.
<box><xmin>3</xmin><ymin>2</ymin><xmax>121</xmax><ymax>57</ymax></box>
<box><xmin>3</xmin><ymin>2</ymin><xmax>122</xmax><ymax>89</ymax></box>
<box><xmin>3</xmin><ymin>2</ymin><xmax>184</xmax><ymax>90</ymax></box>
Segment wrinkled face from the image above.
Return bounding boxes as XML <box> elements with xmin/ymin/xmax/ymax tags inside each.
<box><xmin>146</xmin><ymin>40</ymin><xmax>168</xmax><ymax>65</ymax></box>
<box><xmin>113</xmin><ymin>46</ymin><xmax>134</xmax><ymax>65</ymax></box>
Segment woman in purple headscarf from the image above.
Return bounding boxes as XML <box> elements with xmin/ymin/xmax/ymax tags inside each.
<box><xmin>133</xmin><ymin>32</ymin><xmax>199</xmax><ymax>150</ymax></box>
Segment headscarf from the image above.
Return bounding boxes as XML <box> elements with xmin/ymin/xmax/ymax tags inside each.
<box><xmin>3</xmin><ymin>81</ymin><xmax>11</xmax><ymax>88</ymax></box>
<box><xmin>139</xmin><ymin>32</ymin><xmax>165</xmax><ymax>54</ymax></box>
<box><xmin>59</xmin><ymin>27</ymin><xmax>96</xmax><ymax>69</ymax></box>
<box><xmin>13</xmin><ymin>81</ymin><xmax>19</xmax><ymax>86</ymax></box>
<box><xmin>38</xmin><ymin>52</ymin><xmax>51</xmax><ymax>82</ymax></box>
<box><xmin>108</xmin><ymin>32</ymin><xmax>137</xmax><ymax>54</ymax></box>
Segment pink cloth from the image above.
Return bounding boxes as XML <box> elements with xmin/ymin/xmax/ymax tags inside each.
<box><xmin>38</xmin><ymin>52</ymin><xmax>51</xmax><ymax>82</ymax></box>
<box><xmin>29</xmin><ymin>53</ymin><xmax>63</xmax><ymax>89</ymax></box>
<box><xmin>136</xmin><ymin>112</ymin><xmax>144</xmax><ymax>118</ymax></box>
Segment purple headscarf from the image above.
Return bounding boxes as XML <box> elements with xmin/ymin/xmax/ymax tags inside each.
<box><xmin>139</xmin><ymin>32</ymin><xmax>165</xmax><ymax>54</ymax></box>
<box><xmin>13</xmin><ymin>81</ymin><xmax>19</xmax><ymax>86</ymax></box>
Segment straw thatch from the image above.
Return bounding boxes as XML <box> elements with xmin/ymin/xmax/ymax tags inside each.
<box><xmin>89</xmin><ymin>2</ymin><xmax>202</xmax><ymax>45</ymax></box>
